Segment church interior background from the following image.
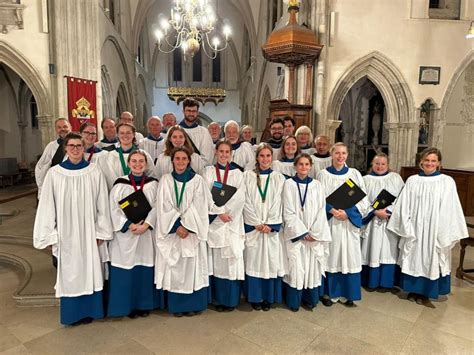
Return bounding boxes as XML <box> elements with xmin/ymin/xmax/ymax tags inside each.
<box><xmin>0</xmin><ymin>0</ymin><xmax>473</xmax><ymax>353</ymax></box>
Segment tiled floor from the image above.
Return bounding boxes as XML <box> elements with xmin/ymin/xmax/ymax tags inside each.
<box><xmin>0</xmin><ymin>195</ymin><xmax>473</xmax><ymax>354</ymax></box>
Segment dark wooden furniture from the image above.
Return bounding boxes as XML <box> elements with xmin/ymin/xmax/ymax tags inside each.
<box><xmin>456</xmin><ymin>218</ymin><xmax>474</xmax><ymax>282</ymax></box>
<box><xmin>400</xmin><ymin>167</ymin><xmax>474</xmax><ymax>216</ymax></box>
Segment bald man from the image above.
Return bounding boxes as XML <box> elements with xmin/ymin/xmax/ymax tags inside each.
<box><xmin>119</xmin><ymin>111</ymin><xmax>144</xmax><ymax>142</ymax></box>
<box><xmin>310</xmin><ymin>135</ymin><xmax>332</xmax><ymax>178</ymax></box>
<box><xmin>139</xmin><ymin>116</ymin><xmax>165</xmax><ymax>164</ymax></box>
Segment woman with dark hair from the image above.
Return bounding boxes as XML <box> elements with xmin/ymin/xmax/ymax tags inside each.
<box><xmin>79</xmin><ymin>122</ymin><xmax>108</xmax><ymax>166</ymax></box>
<box><xmin>361</xmin><ymin>153</ymin><xmax>404</xmax><ymax>290</ymax></box>
<box><xmin>282</xmin><ymin>153</ymin><xmax>331</xmax><ymax>311</ymax></box>
<box><xmin>204</xmin><ymin>140</ymin><xmax>246</xmax><ymax>311</ymax></box>
<box><xmin>155</xmin><ymin>147</ymin><xmax>210</xmax><ymax>316</ymax></box>
<box><xmin>387</xmin><ymin>147</ymin><xmax>468</xmax><ymax>305</ymax></box>
<box><xmin>33</xmin><ymin>133</ymin><xmax>112</xmax><ymax>325</ymax></box>
<box><xmin>243</xmin><ymin>143</ymin><xmax>286</xmax><ymax>311</ymax></box>
<box><xmin>272</xmin><ymin>135</ymin><xmax>301</xmax><ymax>178</ymax></box>
<box><xmin>316</xmin><ymin>142</ymin><xmax>369</xmax><ymax>307</ymax></box>
<box><xmin>107</xmin><ymin>150</ymin><xmax>161</xmax><ymax>318</ymax></box>
<box><xmin>103</xmin><ymin>123</ymin><xmax>154</xmax><ymax>189</ymax></box>
<box><xmin>154</xmin><ymin>125</ymin><xmax>204</xmax><ymax>179</ymax></box>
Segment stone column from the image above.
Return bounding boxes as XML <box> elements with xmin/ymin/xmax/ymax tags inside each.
<box><xmin>325</xmin><ymin>119</ymin><xmax>341</xmax><ymax>144</ymax></box>
<box><xmin>48</xmin><ymin>0</ymin><xmax>101</xmax><ymax>120</ymax></box>
<box><xmin>37</xmin><ymin>115</ymin><xmax>54</xmax><ymax>148</ymax></box>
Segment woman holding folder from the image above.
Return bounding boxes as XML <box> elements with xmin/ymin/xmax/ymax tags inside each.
<box><xmin>316</xmin><ymin>142</ymin><xmax>369</xmax><ymax>306</ymax></box>
<box><xmin>204</xmin><ymin>139</ymin><xmax>246</xmax><ymax>311</ymax></box>
<box><xmin>361</xmin><ymin>153</ymin><xmax>404</xmax><ymax>290</ymax></box>
<box><xmin>387</xmin><ymin>148</ymin><xmax>468</xmax><ymax>305</ymax></box>
<box><xmin>282</xmin><ymin>153</ymin><xmax>331</xmax><ymax>311</ymax></box>
<box><xmin>155</xmin><ymin>147</ymin><xmax>210</xmax><ymax>316</ymax></box>
<box><xmin>243</xmin><ymin>143</ymin><xmax>286</xmax><ymax>311</ymax></box>
<box><xmin>107</xmin><ymin>150</ymin><xmax>160</xmax><ymax>318</ymax></box>
<box><xmin>103</xmin><ymin>123</ymin><xmax>154</xmax><ymax>189</ymax></box>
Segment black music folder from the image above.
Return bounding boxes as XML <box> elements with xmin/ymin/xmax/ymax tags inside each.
<box><xmin>326</xmin><ymin>178</ymin><xmax>366</xmax><ymax>210</ymax></box>
<box><xmin>211</xmin><ymin>182</ymin><xmax>237</xmax><ymax>207</ymax></box>
<box><xmin>118</xmin><ymin>189</ymin><xmax>152</xmax><ymax>223</ymax></box>
<box><xmin>371</xmin><ymin>189</ymin><xmax>396</xmax><ymax>210</ymax></box>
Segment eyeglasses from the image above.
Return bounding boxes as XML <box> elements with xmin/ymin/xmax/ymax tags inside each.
<box><xmin>66</xmin><ymin>144</ymin><xmax>83</xmax><ymax>150</ymax></box>
<box><xmin>82</xmin><ymin>131</ymin><xmax>97</xmax><ymax>136</ymax></box>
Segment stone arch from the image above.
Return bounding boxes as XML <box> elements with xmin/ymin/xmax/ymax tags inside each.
<box><xmin>116</xmin><ymin>82</ymin><xmax>130</xmax><ymax>116</ymax></box>
<box><xmin>438</xmin><ymin>51</ymin><xmax>474</xmax><ymax>151</ymax></box>
<box><xmin>101</xmin><ymin>36</ymin><xmax>135</xmax><ymax>115</ymax></box>
<box><xmin>326</xmin><ymin>51</ymin><xmax>416</xmax><ymax>171</ymax></box>
<box><xmin>0</xmin><ymin>40</ymin><xmax>51</xmax><ymax>146</ymax></box>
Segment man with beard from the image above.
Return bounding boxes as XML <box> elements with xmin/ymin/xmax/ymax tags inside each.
<box><xmin>178</xmin><ymin>98</ymin><xmax>214</xmax><ymax>166</ymax></box>
<box><xmin>162</xmin><ymin>112</ymin><xmax>177</xmax><ymax>134</ymax></box>
<box><xmin>35</xmin><ymin>118</ymin><xmax>71</xmax><ymax>199</ymax></box>
<box><xmin>265</xmin><ymin>118</ymin><xmax>284</xmax><ymax>160</ymax></box>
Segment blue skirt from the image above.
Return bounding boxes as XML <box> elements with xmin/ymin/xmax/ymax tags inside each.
<box><xmin>243</xmin><ymin>275</ymin><xmax>282</xmax><ymax>304</ymax></box>
<box><xmin>361</xmin><ymin>264</ymin><xmax>401</xmax><ymax>289</ymax></box>
<box><xmin>166</xmin><ymin>287</ymin><xmax>209</xmax><ymax>314</ymax></box>
<box><xmin>283</xmin><ymin>281</ymin><xmax>323</xmax><ymax>310</ymax></box>
<box><xmin>60</xmin><ymin>291</ymin><xmax>104</xmax><ymax>325</ymax></box>
<box><xmin>107</xmin><ymin>265</ymin><xmax>156</xmax><ymax>317</ymax></box>
<box><xmin>323</xmin><ymin>272</ymin><xmax>361</xmax><ymax>301</ymax></box>
<box><xmin>210</xmin><ymin>276</ymin><xmax>242</xmax><ymax>308</ymax></box>
<box><xmin>400</xmin><ymin>273</ymin><xmax>451</xmax><ymax>299</ymax></box>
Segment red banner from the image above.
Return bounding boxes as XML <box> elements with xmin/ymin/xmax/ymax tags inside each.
<box><xmin>66</xmin><ymin>76</ymin><xmax>97</xmax><ymax>132</ymax></box>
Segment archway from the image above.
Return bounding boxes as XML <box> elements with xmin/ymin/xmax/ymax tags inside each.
<box><xmin>326</xmin><ymin>51</ymin><xmax>416</xmax><ymax>172</ymax></box>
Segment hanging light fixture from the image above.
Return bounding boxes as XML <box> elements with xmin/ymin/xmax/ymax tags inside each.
<box><xmin>155</xmin><ymin>0</ymin><xmax>231</xmax><ymax>58</ymax></box>
<box><xmin>466</xmin><ymin>21</ymin><xmax>474</xmax><ymax>39</ymax></box>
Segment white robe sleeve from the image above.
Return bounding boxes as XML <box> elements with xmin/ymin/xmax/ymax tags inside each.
<box><xmin>282</xmin><ymin>181</ymin><xmax>308</xmax><ymax>241</ymax></box>
<box><xmin>156</xmin><ymin>175</ymin><xmax>182</xmax><ymax>239</ymax></box>
<box><xmin>180</xmin><ymin>177</ymin><xmax>210</xmax><ymax>241</ymax></box>
<box><xmin>93</xmin><ymin>167</ymin><xmax>114</xmax><ymax>241</ymax></box>
<box><xmin>34</xmin><ymin>141</ymin><xmax>58</xmax><ymax>198</ymax></box>
<box><xmin>33</xmin><ymin>170</ymin><xmax>59</xmax><ymax>249</ymax></box>
<box><xmin>191</xmin><ymin>153</ymin><xmax>205</xmax><ymax>176</ymax></box>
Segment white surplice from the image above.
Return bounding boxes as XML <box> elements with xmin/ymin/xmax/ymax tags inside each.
<box><xmin>204</xmin><ymin>166</ymin><xmax>246</xmax><ymax>281</ymax></box>
<box><xmin>231</xmin><ymin>142</ymin><xmax>255</xmax><ymax>171</ymax></box>
<box><xmin>108</xmin><ymin>176</ymin><xmax>158</xmax><ymax>269</ymax></box>
<box><xmin>180</xmin><ymin>124</ymin><xmax>215</xmax><ymax>166</ymax></box>
<box><xmin>33</xmin><ymin>163</ymin><xmax>113</xmax><ymax>297</ymax></box>
<box><xmin>272</xmin><ymin>160</ymin><xmax>296</xmax><ymax>177</ymax></box>
<box><xmin>282</xmin><ymin>178</ymin><xmax>331</xmax><ymax>290</ymax></box>
<box><xmin>154</xmin><ymin>152</ymin><xmax>204</xmax><ymax>179</ymax></box>
<box><xmin>154</xmin><ymin>173</ymin><xmax>210</xmax><ymax>293</ymax></box>
<box><xmin>387</xmin><ymin>174</ymin><xmax>468</xmax><ymax>280</ymax></box>
<box><xmin>139</xmin><ymin>138</ymin><xmax>165</xmax><ymax>165</ymax></box>
<box><xmin>361</xmin><ymin>172</ymin><xmax>404</xmax><ymax>267</ymax></box>
<box><xmin>309</xmin><ymin>155</ymin><xmax>332</xmax><ymax>178</ymax></box>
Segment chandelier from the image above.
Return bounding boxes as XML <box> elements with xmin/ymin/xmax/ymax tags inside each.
<box><xmin>155</xmin><ymin>0</ymin><xmax>231</xmax><ymax>59</ymax></box>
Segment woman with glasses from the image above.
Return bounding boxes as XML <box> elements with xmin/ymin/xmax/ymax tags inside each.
<box><xmin>103</xmin><ymin>123</ymin><xmax>154</xmax><ymax>189</ymax></box>
<box><xmin>295</xmin><ymin>126</ymin><xmax>315</xmax><ymax>155</ymax></box>
<box><xmin>155</xmin><ymin>147</ymin><xmax>210</xmax><ymax>317</ymax></box>
<box><xmin>33</xmin><ymin>133</ymin><xmax>113</xmax><ymax>325</ymax></box>
<box><xmin>79</xmin><ymin>122</ymin><xmax>108</xmax><ymax>167</ymax></box>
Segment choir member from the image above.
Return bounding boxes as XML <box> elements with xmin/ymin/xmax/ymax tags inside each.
<box><xmin>266</xmin><ymin>119</ymin><xmax>284</xmax><ymax>160</ymax></box>
<box><xmin>317</xmin><ymin>142</ymin><xmax>369</xmax><ymax>306</ymax></box>
<box><xmin>155</xmin><ymin>147</ymin><xmax>210</xmax><ymax>316</ymax></box>
<box><xmin>204</xmin><ymin>140</ymin><xmax>246</xmax><ymax>311</ymax></box>
<box><xmin>282</xmin><ymin>154</ymin><xmax>331</xmax><ymax>311</ymax></box>
<box><xmin>139</xmin><ymin>116</ymin><xmax>165</xmax><ymax>164</ymax></box>
<box><xmin>162</xmin><ymin>112</ymin><xmax>177</xmax><ymax>134</ymax></box>
<box><xmin>208</xmin><ymin>122</ymin><xmax>222</xmax><ymax>144</ymax></box>
<box><xmin>35</xmin><ymin>118</ymin><xmax>71</xmax><ymax>198</ymax></box>
<box><xmin>283</xmin><ymin>116</ymin><xmax>296</xmax><ymax>137</ymax></box>
<box><xmin>361</xmin><ymin>153</ymin><xmax>404</xmax><ymax>289</ymax></box>
<box><xmin>154</xmin><ymin>125</ymin><xmax>204</xmax><ymax>179</ymax></box>
<box><xmin>310</xmin><ymin>135</ymin><xmax>332</xmax><ymax>178</ymax></box>
<box><xmin>224</xmin><ymin>120</ymin><xmax>255</xmax><ymax>171</ymax></box>
<box><xmin>387</xmin><ymin>148</ymin><xmax>468</xmax><ymax>305</ymax></box>
<box><xmin>80</xmin><ymin>122</ymin><xmax>108</xmax><ymax>166</ymax></box>
<box><xmin>33</xmin><ymin>133</ymin><xmax>113</xmax><ymax>325</ymax></box>
<box><xmin>103</xmin><ymin>123</ymin><xmax>154</xmax><ymax>189</ymax></box>
<box><xmin>97</xmin><ymin>117</ymin><xmax>118</xmax><ymax>149</ymax></box>
<box><xmin>295</xmin><ymin>125</ymin><xmax>315</xmax><ymax>155</ymax></box>
<box><xmin>107</xmin><ymin>150</ymin><xmax>160</xmax><ymax>318</ymax></box>
<box><xmin>241</xmin><ymin>125</ymin><xmax>257</xmax><ymax>145</ymax></box>
<box><xmin>178</xmin><ymin>98</ymin><xmax>215</xmax><ymax>166</ymax></box>
<box><xmin>272</xmin><ymin>135</ymin><xmax>301</xmax><ymax>178</ymax></box>
<box><xmin>119</xmin><ymin>111</ymin><xmax>144</xmax><ymax>141</ymax></box>
<box><xmin>243</xmin><ymin>143</ymin><xmax>286</xmax><ymax>311</ymax></box>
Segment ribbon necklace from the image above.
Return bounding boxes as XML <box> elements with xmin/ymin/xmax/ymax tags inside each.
<box><xmin>87</xmin><ymin>145</ymin><xmax>95</xmax><ymax>162</ymax></box>
<box><xmin>129</xmin><ymin>174</ymin><xmax>145</xmax><ymax>191</ymax></box>
<box><xmin>215</xmin><ymin>163</ymin><xmax>230</xmax><ymax>185</ymax></box>
<box><xmin>296</xmin><ymin>177</ymin><xmax>309</xmax><ymax>212</ymax></box>
<box><xmin>173</xmin><ymin>169</ymin><xmax>190</xmax><ymax>208</ymax></box>
<box><xmin>118</xmin><ymin>146</ymin><xmax>136</xmax><ymax>175</ymax></box>
<box><xmin>257</xmin><ymin>172</ymin><xmax>271</xmax><ymax>203</ymax></box>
